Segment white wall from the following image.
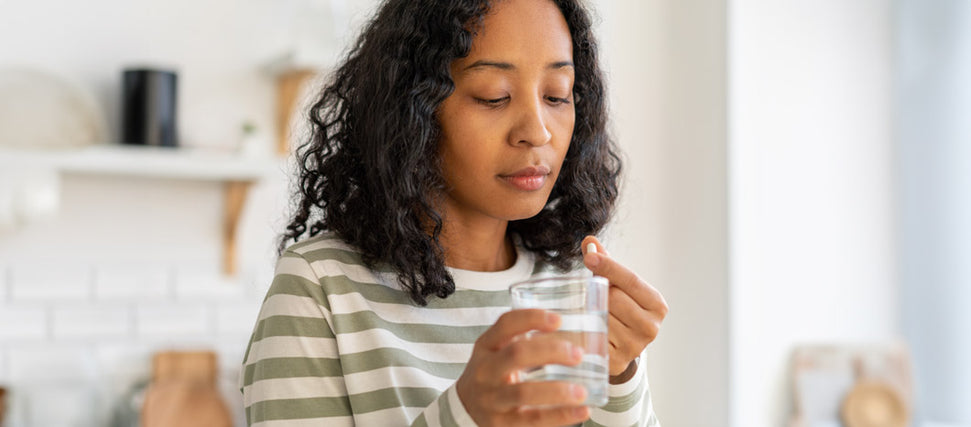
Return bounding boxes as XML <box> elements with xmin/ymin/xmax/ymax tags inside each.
<box><xmin>896</xmin><ymin>0</ymin><xmax>971</xmax><ymax>422</ymax></box>
<box><xmin>730</xmin><ymin>1</ymin><xmax>897</xmax><ymax>426</ymax></box>
<box><xmin>601</xmin><ymin>2</ymin><xmax>898</xmax><ymax>426</ymax></box>
<box><xmin>597</xmin><ymin>1</ymin><xmax>731</xmax><ymax>426</ymax></box>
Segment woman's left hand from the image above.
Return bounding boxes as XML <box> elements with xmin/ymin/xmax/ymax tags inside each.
<box><xmin>582</xmin><ymin>236</ymin><xmax>668</xmax><ymax>383</ymax></box>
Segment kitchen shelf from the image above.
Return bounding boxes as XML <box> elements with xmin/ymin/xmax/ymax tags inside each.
<box><xmin>0</xmin><ymin>145</ymin><xmax>276</xmax><ymax>181</ymax></box>
<box><xmin>0</xmin><ymin>145</ymin><xmax>280</xmax><ymax>275</ymax></box>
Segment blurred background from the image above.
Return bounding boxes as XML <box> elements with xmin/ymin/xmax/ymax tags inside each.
<box><xmin>0</xmin><ymin>0</ymin><xmax>968</xmax><ymax>426</ymax></box>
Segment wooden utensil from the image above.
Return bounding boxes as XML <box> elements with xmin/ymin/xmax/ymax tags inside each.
<box><xmin>841</xmin><ymin>380</ymin><xmax>909</xmax><ymax>427</ymax></box>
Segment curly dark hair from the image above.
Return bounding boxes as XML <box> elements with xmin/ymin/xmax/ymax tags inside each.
<box><xmin>281</xmin><ymin>0</ymin><xmax>621</xmax><ymax>306</ymax></box>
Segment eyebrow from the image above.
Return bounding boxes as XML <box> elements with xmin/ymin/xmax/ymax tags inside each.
<box><xmin>462</xmin><ymin>60</ymin><xmax>575</xmax><ymax>72</ymax></box>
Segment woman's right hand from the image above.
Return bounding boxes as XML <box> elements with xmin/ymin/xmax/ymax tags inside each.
<box><xmin>455</xmin><ymin>309</ymin><xmax>591</xmax><ymax>426</ymax></box>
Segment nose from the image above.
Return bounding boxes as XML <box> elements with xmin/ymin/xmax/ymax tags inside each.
<box><xmin>509</xmin><ymin>98</ymin><xmax>552</xmax><ymax>147</ymax></box>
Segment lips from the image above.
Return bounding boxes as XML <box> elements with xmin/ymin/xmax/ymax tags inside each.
<box><xmin>499</xmin><ymin>165</ymin><xmax>551</xmax><ymax>191</ymax></box>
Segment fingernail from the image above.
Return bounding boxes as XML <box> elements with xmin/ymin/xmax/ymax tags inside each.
<box><xmin>546</xmin><ymin>311</ymin><xmax>561</xmax><ymax>326</ymax></box>
<box><xmin>571</xmin><ymin>384</ymin><xmax>588</xmax><ymax>402</ymax></box>
<box><xmin>574</xmin><ymin>406</ymin><xmax>589</xmax><ymax>418</ymax></box>
<box><xmin>586</xmin><ymin>242</ymin><xmax>597</xmax><ymax>255</ymax></box>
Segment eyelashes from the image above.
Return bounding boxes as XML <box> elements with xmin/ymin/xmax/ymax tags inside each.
<box><xmin>476</xmin><ymin>96</ymin><xmax>510</xmax><ymax>107</ymax></box>
<box><xmin>474</xmin><ymin>96</ymin><xmax>572</xmax><ymax>108</ymax></box>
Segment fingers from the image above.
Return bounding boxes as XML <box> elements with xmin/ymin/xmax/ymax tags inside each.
<box><xmin>609</xmin><ymin>286</ymin><xmax>662</xmax><ymax>345</ymax></box>
<box><xmin>477</xmin><ymin>309</ymin><xmax>561</xmax><ymax>351</ymax></box>
<box><xmin>491</xmin><ymin>381</ymin><xmax>588</xmax><ymax>410</ymax></box>
<box><xmin>582</xmin><ymin>236</ymin><xmax>668</xmax><ymax>315</ymax></box>
<box><xmin>473</xmin><ymin>310</ymin><xmax>583</xmax><ymax>389</ymax></box>
<box><xmin>513</xmin><ymin>405</ymin><xmax>591</xmax><ymax>427</ymax></box>
<box><xmin>607</xmin><ymin>314</ymin><xmax>635</xmax><ymax>375</ymax></box>
<box><xmin>460</xmin><ymin>315</ymin><xmax>593</xmax><ymax>427</ymax></box>
<box><xmin>491</xmin><ymin>332</ymin><xmax>584</xmax><ymax>378</ymax></box>
<box><xmin>582</xmin><ymin>235</ymin><xmax>669</xmax><ymax>377</ymax></box>
<box><xmin>466</xmin><ymin>381</ymin><xmax>592</xmax><ymax>427</ymax></box>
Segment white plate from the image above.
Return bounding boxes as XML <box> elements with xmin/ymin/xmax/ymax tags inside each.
<box><xmin>0</xmin><ymin>67</ymin><xmax>108</xmax><ymax>150</ymax></box>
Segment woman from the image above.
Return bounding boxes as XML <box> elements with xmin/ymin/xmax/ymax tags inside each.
<box><xmin>241</xmin><ymin>0</ymin><xmax>668</xmax><ymax>425</ymax></box>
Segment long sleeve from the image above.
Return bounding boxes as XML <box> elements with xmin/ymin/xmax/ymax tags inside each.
<box><xmin>240</xmin><ymin>245</ymin><xmax>492</xmax><ymax>426</ymax></box>
<box><xmin>240</xmin><ymin>251</ymin><xmax>354</xmax><ymax>426</ymax></box>
<box><xmin>242</xmin><ymin>235</ymin><xmax>612</xmax><ymax>426</ymax></box>
<box><xmin>584</xmin><ymin>357</ymin><xmax>661</xmax><ymax>427</ymax></box>
<box><xmin>408</xmin><ymin>384</ymin><xmax>478</xmax><ymax>426</ymax></box>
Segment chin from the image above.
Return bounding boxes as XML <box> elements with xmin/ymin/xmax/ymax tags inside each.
<box><xmin>502</xmin><ymin>202</ymin><xmax>549</xmax><ymax>222</ymax></box>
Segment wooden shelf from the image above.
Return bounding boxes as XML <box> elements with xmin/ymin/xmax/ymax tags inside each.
<box><xmin>0</xmin><ymin>145</ymin><xmax>279</xmax><ymax>275</ymax></box>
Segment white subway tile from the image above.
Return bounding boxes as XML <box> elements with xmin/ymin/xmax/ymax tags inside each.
<box><xmin>242</xmin><ymin>265</ymin><xmax>276</xmax><ymax>298</ymax></box>
<box><xmin>8</xmin><ymin>345</ymin><xmax>100</xmax><ymax>383</ymax></box>
<box><xmin>21</xmin><ymin>382</ymin><xmax>99</xmax><ymax>427</ymax></box>
<box><xmin>94</xmin><ymin>342</ymin><xmax>155</xmax><ymax>409</ymax></box>
<box><xmin>10</xmin><ymin>263</ymin><xmax>92</xmax><ymax>301</ymax></box>
<box><xmin>214</xmin><ymin>300</ymin><xmax>262</xmax><ymax>337</ymax></box>
<box><xmin>136</xmin><ymin>304</ymin><xmax>212</xmax><ymax>338</ymax></box>
<box><xmin>3</xmin><ymin>387</ymin><xmax>28</xmax><ymax>427</ymax></box>
<box><xmin>52</xmin><ymin>305</ymin><xmax>131</xmax><ymax>340</ymax></box>
<box><xmin>0</xmin><ymin>350</ymin><xmax>8</xmax><ymax>382</ymax></box>
<box><xmin>212</xmin><ymin>345</ymin><xmax>247</xmax><ymax>427</ymax></box>
<box><xmin>0</xmin><ymin>264</ymin><xmax>9</xmax><ymax>302</ymax></box>
<box><xmin>211</xmin><ymin>340</ymin><xmax>248</xmax><ymax>427</ymax></box>
<box><xmin>94</xmin><ymin>263</ymin><xmax>171</xmax><ymax>301</ymax></box>
<box><xmin>95</xmin><ymin>342</ymin><xmax>153</xmax><ymax>381</ymax></box>
<box><xmin>223</xmin><ymin>382</ymin><xmax>248</xmax><ymax>427</ymax></box>
<box><xmin>0</xmin><ymin>305</ymin><xmax>47</xmax><ymax>340</ymax></box>
<box><xmin>213</xmin><ymin>340</ymin><xmax>247</xmax><ymax>376</ymax></box>
<box><xmin>173</xmin><ymin>265</ymin><xmax>246</xmax><ymax>300</ymax></box>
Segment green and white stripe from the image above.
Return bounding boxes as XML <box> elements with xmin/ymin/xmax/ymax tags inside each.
<box><xmin>240</xmin><ymin>233</ymin><xmax>660</xmax><ymax>426</ymax></box>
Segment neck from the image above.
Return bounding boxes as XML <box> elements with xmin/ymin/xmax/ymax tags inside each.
<box><xmin>438</xmin><ymin>217</ymin><xmax>516</xmax><ymax>272</ymax></box>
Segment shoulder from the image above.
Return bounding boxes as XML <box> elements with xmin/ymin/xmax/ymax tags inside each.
<box><xmin>277</xmin><ymin>232</ymin><xmax>399</xmax><ymax>293</ymax></box>
<box><xmin>284</xmin><ymin>232</ymin><xmax>363</xmax><ymax>261</ymax></box>
<box><xmin>281</xmin><ymin>232</ymin><xmax>369</xmax><ymax>275</ymax></box>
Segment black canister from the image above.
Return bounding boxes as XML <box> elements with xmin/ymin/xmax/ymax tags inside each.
<box><xmin>122</xmin><ymin>68</ymin><xmax>178</xmax><ymax>147</ymax></box>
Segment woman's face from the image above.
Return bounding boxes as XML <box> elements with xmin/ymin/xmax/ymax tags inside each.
<box><xmin>437</xmin><ymin>0</ymin><xmax>575</xmax><ymax>226</ymax></box>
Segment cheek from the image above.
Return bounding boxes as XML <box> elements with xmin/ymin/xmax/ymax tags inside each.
<box><xmin>560</xmin><ymin>107</ymin><xmax>576</xmax><ymax>136</ymax></box>
<box><xmin>439</xmin><ymin>132</ymin><xmax>492</xmax><ymax>185</ymax></box>
<box><xmin>439</xmin><ymin>101</ymin><xmax>486</xmax><ymax>144</ymax></box>
<box><xmin>439</xmin><ymin>112</ymin><xmax>502</xmax><ymax>165</ymax></box>
<box><xmin>553</xmin><ymin>113</ymin><xmax>575</xmax><ymax>155</ymax></box>
<box><xmin>550</xmin><ymin>102</ymin><xmax>575</xmax><ymax>136</ymax></box>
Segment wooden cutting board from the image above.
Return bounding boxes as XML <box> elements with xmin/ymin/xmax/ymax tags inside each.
<box><xmin>0</xmin><ymin>386</ymin><xmax>7</xmax><ymax>426</ymax></box>
<box><xmin>141</xmin><ymin>351</ymin><xmax>232</xmax><ymax>427</ymax></box>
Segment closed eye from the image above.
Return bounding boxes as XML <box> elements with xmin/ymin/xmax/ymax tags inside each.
<box><xmin>546</xmin><ymin>96</ymin><xmax>572</xmax><ymax>105</ymax></box>
<box><xmin>475</xmin><ymin>96</ymin><xmax>510</xmax><ymax>107</ymax></box>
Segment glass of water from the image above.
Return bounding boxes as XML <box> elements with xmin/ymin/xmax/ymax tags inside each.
<box><xmin>509</xmin><ymin>273</ymin><xmax>609</xmax><ymax>407</ymax></box>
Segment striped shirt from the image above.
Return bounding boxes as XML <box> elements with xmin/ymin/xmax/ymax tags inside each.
<box><xmin>240</xmin><ymin>233</ymin><xmax>660</xmax><ymax>426</ymax></box>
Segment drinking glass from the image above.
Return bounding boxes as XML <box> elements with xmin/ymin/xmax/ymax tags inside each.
<box><xmin>509</xmin><ymin>273</ymin><xmax>609</xmax><ymax>406</ymax></box>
